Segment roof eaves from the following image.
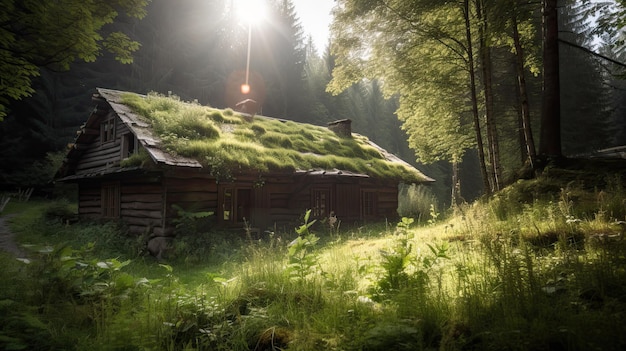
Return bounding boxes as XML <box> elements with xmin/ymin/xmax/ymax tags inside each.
<box><xmin>56</xmin><ymin>166</ymin><xmax>146</xmax><ymax>182</ymax></box>
<box><xmin>295</xmin><ymin>168</ymin><xmax>370</xmax><ymax>178</ymax></box>
<box><xmin>365</xmin><ymin>140</ymin><xmax>435</xmax><ymax>183</ymax></box>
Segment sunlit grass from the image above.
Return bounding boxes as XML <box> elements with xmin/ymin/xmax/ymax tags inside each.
<box><xmin>2</xmin><ymin>168</ymin><xmax>625</xmax><ymax>350</ymax></box>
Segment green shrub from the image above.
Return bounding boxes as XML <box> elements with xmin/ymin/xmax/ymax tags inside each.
<box><xmin>398</xmin><ymin>184</ymin><xmax>438</xmax><ymax>222</ymax></box>
<box><xmin>42</xmin><ymin>198</ymin><xmax>76</xmax><ymax>223</ymax></box>
<box><xmin>120</xmin><ymin>147</ymin><xmax>150</xmax><ymax>168</ymax></box>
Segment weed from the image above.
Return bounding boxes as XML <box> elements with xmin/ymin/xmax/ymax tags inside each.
<box><xmin>369</xmin><ymin>217</ymin><xmax>450</xmax><ymax>303</ymax></box>
<box><xmin>286</xmin><ymin>209</ymin><xmax>321</xmax><ymax>282</ymax></box>
<box><xmin>428</xmin><ymin>204</ymin><xmax>440</xmax><ymax>225</ymax></box>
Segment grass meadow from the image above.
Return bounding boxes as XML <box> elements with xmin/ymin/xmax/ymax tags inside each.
<box><xmin>1</xmin><ymin>168</ymin><xmax>625</xmax><ymax>350</ymax></box>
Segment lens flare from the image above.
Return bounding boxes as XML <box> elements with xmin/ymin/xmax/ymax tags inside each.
<box><xmin>241</xmin><ymin>84</ymin><xmax>251</xmax><ymax>94</ymax></box>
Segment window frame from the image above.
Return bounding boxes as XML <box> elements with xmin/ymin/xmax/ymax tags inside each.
<box><xmin>361</xmin><ymin>189</ymin><xmax>377</xmax><ymax>219</ymax></box>
<box><xmin>220</xmin><ymin>186</ymin><xmax>253</xmax><ymax>225</ymax></box>
<box><xmin>101</xmin><ymin>182</ymin><xmax>120</xmax><ymax>218</ymax></box>
<box><xmin>121</xmin><ymin>133</ymin><xmax>137</xmax><ymax>159</ymax></box>
<box><xmin>311</xmin><ymin>187</ymin><xmax>331</xmax><ymax>218</ymax></box>
<box><xmin>101</xmin><ymin>118</ymin><xmax>116</xmax><ymax>144</ymax></box>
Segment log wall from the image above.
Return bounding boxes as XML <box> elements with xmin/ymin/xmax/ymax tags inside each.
<box><xmin>77</xmin><ymin>168</ymin><xmax>399</xmax><ymax>235</ymax></box>
<box><xmin>162</xmin><ymin>173</ymin><xmax>219</xmax><ymax>234</ymax></box>
<box><xmin>75</xmin><ymin>111</ymin><xmax>130</xmax><ymax>176</ymax></box>
<box><xmin>78</xmin><ymin>182</ymin><xmax>101</xmax><ymax>217</ymax></box>
<box><xmin>120</xmin><ymin>179</ymin><xmax>163</xmax><ymax>234</ymax></box>
<box><xmin>78</xmin><ymin>176</ymin><xmax>164</xmax><ymax>234</ymax></box>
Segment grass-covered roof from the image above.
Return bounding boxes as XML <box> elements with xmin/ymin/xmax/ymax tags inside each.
<box><xmin>114</xmin><ymin>90</ymin><xmax>431</xmax><ymax>183</ymax></box>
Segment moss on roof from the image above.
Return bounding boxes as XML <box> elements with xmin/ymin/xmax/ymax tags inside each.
<box><xmin>120</xmin><ymin>92</ymin><xmax>429</xmax><ymax>183</ymax></box>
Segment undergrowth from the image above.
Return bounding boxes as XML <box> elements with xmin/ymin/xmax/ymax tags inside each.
<box><xmin>1</xmin><ymin>170</ymin><xmax>625</xmax><ymax>350</ymax></box>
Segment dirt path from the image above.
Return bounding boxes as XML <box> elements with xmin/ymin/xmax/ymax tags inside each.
<box><xmin>0</xmin><ymin>214</ymin><xmax>26</xmax><ymax>257</ymax></box>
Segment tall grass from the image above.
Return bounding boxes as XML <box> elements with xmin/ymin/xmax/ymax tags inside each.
<box><xmin>1</xmin><ymin>174</ymin><xmax>625</xmax><ymax>350</ymax></box>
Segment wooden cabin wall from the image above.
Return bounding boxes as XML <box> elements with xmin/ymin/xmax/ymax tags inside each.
<box><xmin>77</xmin><ymin>170</ymin><xmax>400</xmax><ymax>236</ymax></box>
<box><xmin>78</xmin><ymin>182</ymin><xmax>101</xmax><ymax>218</ymax></box>
<box><xmin>335</xmin><ymin>183</ymin><xmax>361</xmax><ymax>221</ymax></box>
<box><xmin>162</xmin><ymin>173</ymin><xmax>219</xmax><ymax>233</ymax></box>
<box><xmin>272</xmin><ymin>177</ymin><xmax>400</xmax><ymax>227</ymax></box>
<box><xmin>264</xmin><ymin>176</ymin><xmax>301</xmax><ymax>230</ymax></box>
<box><xmin>120</xmin><ymin>178</ymin><xmax>163</xmax><ymax>235</ymax></box>
<box><xmin>368</xmin><ymin>183</ymin><xmax>400</xmax><ymax>219</ymax></box>
<box><xmin>75</xmin><ymin>112</ymin><xmax>130</xmax><ymax>176</ymax></box>
<box><xmin>77</xmin><ymin>176</ymin><xmax>164</xmax><ymax>234</ymax></box>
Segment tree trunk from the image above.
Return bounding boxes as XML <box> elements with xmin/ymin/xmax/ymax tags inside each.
<box><xmin>463</xmin><ymin>0</ymin><xmax>491</xmax><ymax>195</ymax></box>
<box><xmin>512</xmin><ymin>12</ymin><xmax>537</xmax><ymax>170</ymax></box>
<box><xmin>451</xmin><ymin>157</ymin><xmax>461</xmax><ymax>207</ymax></box>
<box><xmin>539</xmin><ymin>0</ymin><xmax>562</xmax><ymax>158</ymax></box>
<box><xmin>476</xmin><ymin>0</ymin><xmax>502</xmax><ymax>192</ymax></box>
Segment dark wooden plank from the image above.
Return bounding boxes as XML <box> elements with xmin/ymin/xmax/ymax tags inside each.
<box><xmin>122</xmin><ymin>194</ymin><xmax>162</xmax><ymax>202</ymax></box>
<box><xmin>120</xmin><ymin>209</ymin><xmax>162</xmax><ymax>219</ymax></box>
<box><xmin>121</xmin><ymin>201</ymin><xmax>163</xmax><ymax>210</ymax></box>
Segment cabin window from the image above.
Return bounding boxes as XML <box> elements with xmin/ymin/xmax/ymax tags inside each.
<box><xmin>121</xmin><ymin>133</ymin><xmax>136</xmax><ymax>159</ymax></box>
<box><xmin>101</xmin><ymin>183</ymin><xmax>120</xmax><ymax>218</ymax></box>
<box><xmin>101</xmin><ymin>118</ymin><xmax>115</xmax><ymax>144</ymax></box>
<box><xmin>222</xmin><ymin>187</ymin><xmax>252</xmax><ymax>224</ymax></box>
<box><xmin>311</xmin><ymin>188</ymin><xmax>331</xmax><ymax>218</ymax></box>
<box><xmin>362</xmin><ymin>190</ymin><xmax>377</xmax><ymax>218</ymax></box>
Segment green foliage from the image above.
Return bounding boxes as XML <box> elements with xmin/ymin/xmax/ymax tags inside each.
<box><xmin>171</xmin><ymin>204</ymin><xmax>214</xmax><ymax>234</ymax></box>
<box><xmin>1</xmin><ymin>151</ymin><xmax>66</xmax><ymax>188</ymax></box>
<box><xmin>119</xmin><ymin>147</ymin><xmax>151</xmax><ymax>168</ymax></box>
<box><xmin>29</xmin><ymin>245</ymin><xmax>133</xmax><ymax>302</ymax></box>
<box><xmin>370</xmin><ymin>217</ymin><xmax>450</xmax><ymax>301</ymax></box>
<box><xmin>329</xmin><ymin>0</ymin><xmax>484</xmax><ymax>163</ymax></box>
<box><xmin>41</xmin><ymin>198</ymin><xmax>76</xmax><ymax>222</ymax></box>
<box><xmin>0</xmin><ymin>243</ymin><xmax>147</xmax><ymax>350</ymax></box>
<box><xmin>374</xmin><ymin>232</ymin><xmax>414</xmax><ymax>295</ymax></box>
<box><xmin>428</xmin><ymin>204</ymin><xmax>440</xmax><ymax>225</ymax></box>
<box><xmin>167</xmin><ymin>204</ymin><xmax>222</xmax><ymax>264</ymax></box>
<box><xmin>286</xmin><ymin>210</ymin><xmax>320</xmax><ymax>282</ymax></box>
<box><xmin>2</xmin><ymin>172</ymin><xmax>626</xmax><ymax>350</ymax></box>
<box><xmin>0</xmin><ymin>0</ymin><xmax>149</xmax><ymax>120</ymax></box>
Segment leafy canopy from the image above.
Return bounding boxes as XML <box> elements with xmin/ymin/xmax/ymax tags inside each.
<box><xmin>328</xmin><ymin>0</ymin><xmax>476</xmax><ymax>163</ymax></box>
<box><xmin>328</xmin><ymin>0</ymin><xmax>542</xmax><ymax>165</ymax></box>
<box><xmin>0</xmin><ymin>0</ymin><xmax>149</xmax><ymax>120</ymax></box>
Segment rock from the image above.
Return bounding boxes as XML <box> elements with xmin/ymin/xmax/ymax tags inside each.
<box><xmin>147</xmin><ymin>236</ymin><xmax>171</xmax><ymax>261</ymax></box>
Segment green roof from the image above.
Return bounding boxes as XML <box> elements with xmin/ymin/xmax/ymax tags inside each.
<box><xmin>104</xmin><ymin>89</ymin><xmax>432</xmax><ymax>183</ymax></box>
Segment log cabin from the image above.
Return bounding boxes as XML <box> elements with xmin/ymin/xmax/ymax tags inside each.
<box><xmin>56</xmin><ymin>88</ymin><xmax>434</xmax><ymax>236</ymax></box>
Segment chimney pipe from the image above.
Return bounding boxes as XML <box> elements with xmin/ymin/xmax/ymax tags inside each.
<box><xmin>327</xmin><ymin>119</ymin><xmax>352</xmax><ymax>138</ymax></box>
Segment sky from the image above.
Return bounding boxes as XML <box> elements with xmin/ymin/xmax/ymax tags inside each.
<box><xmin>292</xmin><ymin>0</ymin><xmax>335</xmax><ymax>53</ymax></box>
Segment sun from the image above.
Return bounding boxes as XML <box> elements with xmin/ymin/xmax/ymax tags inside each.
<box><xmin>241</xmin><ymin>83</ymin><xmax>251</xmax><ymax>94</ymax></box>
<box><xmin>236</xmin><ymin>0</ymin><xmax>268</xmax><ymax>24</ymax></box>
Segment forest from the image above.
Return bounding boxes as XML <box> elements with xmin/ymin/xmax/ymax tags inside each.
<box><xmin>1</xmin><ymin>0</ymin><xmax>626</xmax><ymax>350</ymax></box>
<box><xmin>0</xmin><ymin>0</ymin><xmax>622</xmax><ymax>206</ymax></box>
